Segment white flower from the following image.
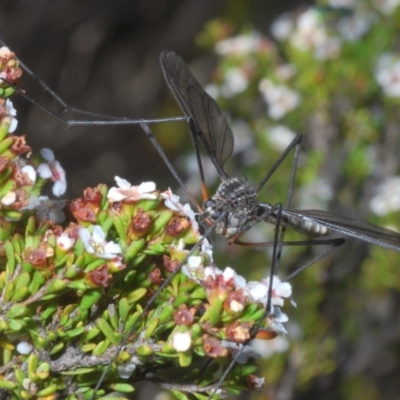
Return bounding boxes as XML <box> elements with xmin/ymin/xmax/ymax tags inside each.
<box><xmin>161</xmin><ymin>189</ymin><xmax>182</xmax><ymax>212</ymax></box>
<box><xmin>251</xmin><ymin>335</ymin><xmax>289</xmax><ymax>358</ymax></box>
<box><xmin>276</xmin><ymin>64</ymin><xmax>297</xmax><ymax>81</ymax></box>
<box><xmin>337</xmin><ymin>13</ymin><xmax>377</xmax><ymax>42</ymax></box>
<box><xmin>16</xmin><ymin>341</ymin><xmax>33</xmax><ymax>355</ymax></box>
<box><xmin>201</xmin><ymin>238</ymin><xmax>214</xmax><ymax>262</ymax></box>
<box><xmin>23</xmin><ymin>196</ymin><xmax>66</xmax><ymax>223</ymax></box>
<box><xmin>118</xmin><ymin>363</ymin><xmax>136</xmax><ymax>379</ymax></box>
<box><xmin>314</xmin><ymin>37</ymin><xmax>341</xmax><ymax>60</ymax></box>
<box><xmin>246</xmin><ymin>275</ymin><xmax>292</xmax><ymax>307</ymax></box>
<box><xmin>57</xmin><ymin>233</ymin><xmax>76</xmax><ymax>251</ymax></box>
<box><xmin>375</xmin><ymin>53</ymin><xmax>400</xmax><ymax>98</ymax></box>
<box><xmin>221</xmin><ymin>341</ymin><xmax>260</xmax><ymax>364</ymax></box>
<box><xmin>107</xmin><ymin>177</ymin><xmax>157</xmax><ymax>202</ymax></box>
<box><xmin>373</xmin><ymin>0</ymin><xmax>400</xmax><ymax>15</ymax></box>
<box><xmin>221</xmin><ymin>68</ymin><xmax>248</xmax><ymax>98</ymax></box>
<box><xmin>267</xmin><ymin>306</ymin><xmax>289</xmax><ymax>335</ymax></box>
<box><xmin>79</xmin><ymin>225</ymin><xmax>122</xmax><ymax>259</ymax></box>
<box><xmin>215</xmin><ymin>32</ymin><xmax>265</xmax><ymax>55</ymax></box>
<box><xmin>21</xmin><ymin>165</ymin><xmax>37</xmax><ymax>183</ymax></box>
<box><xmin>37</xmin><ymin>148</ymin><xmax>67</xmax><ymax>196</ymax></box>
<box><xmin>161</xmin><ymin>189</ymin><xmax>199</xmax><ymax>229</ymax></box>
<box><xmin>328</xmin><ymin>0</ymin><xmax>355</xmax><ymax>6</ymax></box>
<box><xmin>370</xmin><ymin>176</ymin><xmax>400</xmax><ymax>216</ymax></box>
<box><xmin>5</xmin><ymin>99</ymin><xmax>17</xmax><ymax>133</ymax></box>
<box><xmin>270</xmin><ymin>13</ymin><xmax>294</xmax><ymax>41</ymax></box>
<box><xmin>259</xmin><ymin>79</ymin><xmax>301</xmax><ymax>120</ymax></box>
<box><xmin>1</xmin><ymin>191</ymin><xmax>16</xmax><ymax>206</ymax></box>
<box><xmin>290</xmin><ymin>9</ymin><xmax>328</xmax><ymax>52</ymax></box>
<box><xmin>172</xmin><ymin>331</ymin><xmax>192</xmax><ymax>352</ymax></box>
<box><xmin>266</xmin><ymin>125</ymin><xmax>296</xmax><ymax>152</ymax></box>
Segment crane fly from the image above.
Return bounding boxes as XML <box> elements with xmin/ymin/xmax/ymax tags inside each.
<box><xmin>160</xmin><ymin>50</ymin><xmax>400</xmax><ymax>254</ymax></box>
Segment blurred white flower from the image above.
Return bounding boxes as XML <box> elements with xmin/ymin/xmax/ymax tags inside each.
<box><xmin>215</xmin><ymin>31</ymin><xmax>266</xmax><ymax>55</ymax></box>
<box><xmin>172</xmin><ymin>331</ymin><xmax>192</xmax><ymax>352</ymax></box>
<box><xmin>21</xmin><ymin>165</ymin><xmax>37</xmax><ymax>183</ymax></box>
<box><xmin>37</xmin><ymin>148</ymin><xmax>67</xmax><ymax>196</ymax></box>
<box><xmin>373</xmin><ymin>0</ymin><xmax>400</xmax><ymax>14</ymax></box>
<box><xmin>297</xmin><ymin>178</ymin><xmax>334</xmax><ymax>209</ymax></box>
<box><xmin>375</xmin><ymin>53</ymin><xmax>400</xmax><ymax>97</ymax></box>
<box><xmin>270</xmin><ymin>13</ymin><xmax>294</xmax><ymax>41</ymax></box>
<box><xmin>259</xmin><ymin>79</ymin><xmax>301</xmax><ymax>120</ymax></box>
<box><xmin>337</xmin><ymin>13</ymin><xmax>377</xmax><ymax>42</ymax></box>
<box><xmin>24</xmin><ymin>196</ymin><xmax>66</xmax><ymax>223</ymax></box>
<box><xmin>276</xmin><ymin>64</ymin><xmax>297</xmax><ymax>81</ymax></box>
<box><xmin>370</xmin><ymin>176</ymin><xmax>400</xmax><ymax>216</ymax></box>
<box><xmin>5</xmin><ymin>99</ymin><xmax>17</xmax><ymax>133</ymax></box>
<box><xmin>290</xmin><ymin>9</ymin><xmax>328</xmax><ymax>52</ymax></box>
<box><xmin>315</xmin><ymin>37</ymin><xmax>341</xmax><ymax>60</ymax></box>
<box><xmin>221</xmin><ymin>68</ymin><xmax>248</xmax><ymax>98</ymax></box>
<box><xmin>266</xmin><ymin>125</ymin><xmax>296</xmax><ymax>152</ymax></box>
<box><xmin>251</xmin><ymin>335</ymin><xmax>289</xmax><ymax>358</ymax></box>
<box><xmin>328</xmin><ymin>0</ymin><xmax>355</xmax><ymax>6</ymax></box>
<box><xmin>1</xmin><ymin>191</ymin><xmax>16</xmax><ymax>206</ymax></box>
<box><xmin>16</xmin><ymin>341</ymin><xmax>33</xmax><ymax>355</ymax></box>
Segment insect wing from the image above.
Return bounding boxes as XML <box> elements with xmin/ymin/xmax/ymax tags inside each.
<box><xmin>282</xmin><ymin>208</ymin><xmax>400</xmax><ymax>252</ymax></box>
<box><xmin>160</xmin><ymin>50</ymin><xmax>234</xmax><ymax>178</ymax></box>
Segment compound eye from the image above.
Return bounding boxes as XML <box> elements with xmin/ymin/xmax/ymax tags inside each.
<box><xmin>204</xmin><ymin>199</ymin><xmax>215</xmax><ymax>209</ymax></box>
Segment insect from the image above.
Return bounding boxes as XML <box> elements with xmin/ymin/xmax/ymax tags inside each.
<box><xmin>159</xmin><ymin>50</ymin><xmax>400</xmax><ymax>254</ymax></box>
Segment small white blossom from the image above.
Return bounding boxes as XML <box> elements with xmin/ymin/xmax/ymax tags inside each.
<box><xmin>266</xmin><ymin>125</ymin><xmax>296</xmax><ymax>152</ymax></box>
<box><xmin>373</xmin><ymin>0</ymin><xmax>400</xmax><ymax>14</ymax></box>
<box><xmin>1</xmin><ymin>191</ymin><xmax>16</xmax><ymax>206</ymax></box>
<box><xmin>21</xmin><ymin>165</ymin><xmax>37</xmax><ymax>183</ymax></box>
<box><xmin>259</xmin><ymin>79</ymin><xmax>301</xmax><ymax>120</ymax></box>
<box><xmin>221</xmin><ymin>68</ymin><xmax>248</xmax><ymax>98</ymax></box>
<box><xmin>79</xmin><ymin>225</ymin><xmax>122</xmax><ymax>259</ymax></box>
<box><xmin>5</xmin><ymin>99</ymin><xmax>17</xmax><ymax>133</ymax></box>
<box><xmin>290</xmin><ymin>9</ymin><xmax>328</xmax><ymax>52</ymax></box>
<box><xmin>118</xmin><ymin>363</ymin><xmax>136</xmax><ymax>379</ymax></box>
<box><xmin>276</xmin><ymin>64</ymin><xmax>297</xmax><ymax>81</ymax></box>
<box><xmin>188</xmin><ymin>256</ymin><xmax>202</xmax><ymax>269</ymax></box>
<box><xmin>246</xmin><ymin>275</ymin><xmax>292</xmax><ymax>307</ymax></box>
<box><xmin>375</xmin><ymin>53</ymin><xmax>400</xmax><ymax>97</ymax></box>
<box><xmin>107</xmin><ymin>177</ymin><xmax>157</xmax><ymax>202</ymax></box>
<box><xmin>161</xmin><ymin>189</ymin><xmax>199</xmax><ymax>229</ymax></box>
<box><xmin>314</xmin><ymin>37</ymin><xmax>341</xmax><ymax>60</ymax></box>
<box><xmin>270</xmin><ymin>13</ymin><xmax>294</xmax><ymax>40</ymax></box>
<box><xmin>370</xmin><ymin>176</ymin><xmax>400</xmax><ymax>216</ymax></box>
<box><xmin>16</xmin><ymin>341</ymin><xmax>33</xmax><ymax>355</ymax></box>
<box><xmin>57</xmin><ymin>233</ymin><xmax>76</xmax><ymax>251</ymax></box>
<box><xmin>337</xmin><ymin>13</ymin><xmax>377</xmax><ymax>42</ymax></box>
<box><xmin>23</xmin><ymin>196</ymin><xmax>66</xmax><ymax>223</ymax></box>
<box><xmin>37</xmin><ymin>148</ymin><xmax>67</xmax><ymax>196</ymax></box>
<box><xmin>215</xmin><ymin>31</ymin><xmax>265</xmax><ymax>55</ymax></box>
<box><xmin>251</xmin><ymin>335</ymin><xmax>289</xmax><ymax>358</ymax></box>
<box><xmin>201</xmin><ymin>238</ymin><xmax>214</xmax><ymax>262</ymax></box>
<box><xmin>172</xmin><ymin>331</ymin><xmax>192</xmax><ymax>352</ymax></box>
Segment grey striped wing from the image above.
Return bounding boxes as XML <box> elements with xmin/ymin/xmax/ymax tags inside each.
<box><xmin>280</xmin><ymin>208</ymin><xmax>400</xmax><ymax>252</ymax></box>
<box><xmin>160</xmin><ymin>50</ymin><xmax>234</xmax><ymax>178</ymax></box>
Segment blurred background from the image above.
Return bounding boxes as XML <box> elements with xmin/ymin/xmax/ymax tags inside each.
<box><xmin>1</xmin><ymin>0</ymin><xmax>400</xmax><ymax>399</ymax></box>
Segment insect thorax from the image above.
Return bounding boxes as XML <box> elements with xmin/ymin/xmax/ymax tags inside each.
<box><xmin>202</xmin><ymin>178</ymin><xmax>259</xmax><ymax>238</ymax></box>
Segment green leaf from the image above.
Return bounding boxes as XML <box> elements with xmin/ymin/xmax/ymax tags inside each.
<box><xmin>96</xmin><ymin>318</ymin><xmax>123</xmax><ymax>344</ymax></box>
